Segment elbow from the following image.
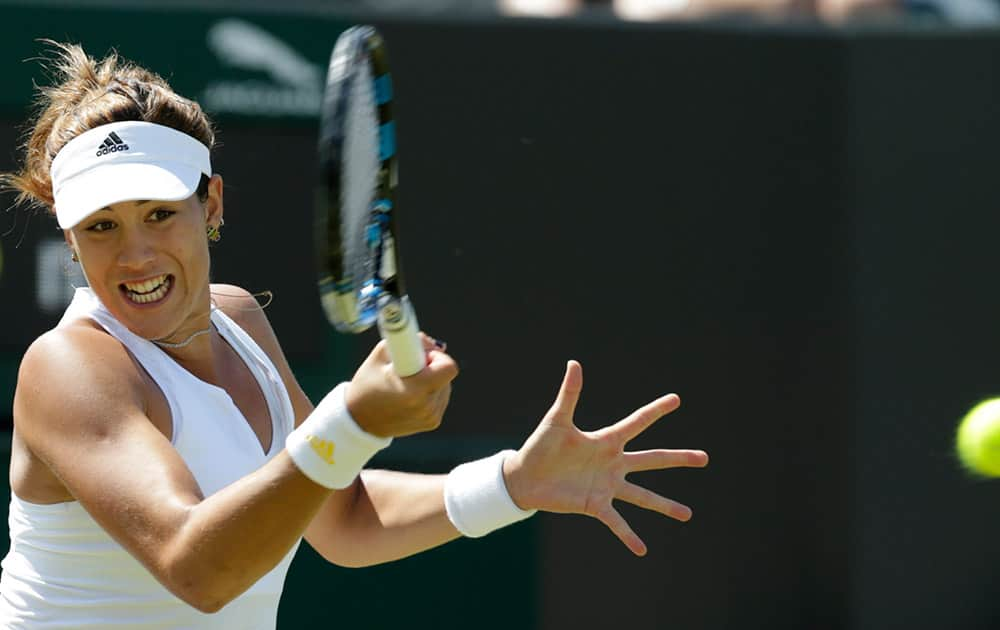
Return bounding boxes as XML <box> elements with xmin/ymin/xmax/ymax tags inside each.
<box><xmin>314</xmin><ymin>546</ymin><xmax>373</xmax><ymax>569</ymax></box>
<box><xmin>168</xmin><ymin>575</ymin><xmax>239</xmax><ymax>614</ymax></box>
<box><xmin>159</xmin><ymin>555</ymin><xmax>247</xmax><ymax>614</ymax></box>
<box><xmin>193</xmin><ymin>598</ymin><xmax>231</xmax><ymax>615</ymax></box>
<box><xmin>185</xmin><ymin>588</ymin><xmax>233</xmax><ymax>615</ymax></box>
<box><xmin>333</xmin><ymin>556</ymin><xmax>380</xmax><ymax>569</ymax></box>
<box><xmin>157</xmin><ymin>531</ymin><xmax>256</xmax><ymax>612</ymax></box>
<box><xmin>309</xmin><ymin>531</ymin><xmax>384</xmax><ymax>568</ymax></box>
<box><xmin>152</xmin><ymin>508</ymin><xmax>272</xmax><ymax>613</ymax></box>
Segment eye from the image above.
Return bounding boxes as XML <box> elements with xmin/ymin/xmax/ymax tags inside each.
<box><xmin>148</xmin><ymin>208</ymin><xmax>176</xmax><ymax>222</ymax></box>
<box><xmin>85</xmin><ymin>219</ymin><xmax>116</xmax><ymax>233</ymax></box>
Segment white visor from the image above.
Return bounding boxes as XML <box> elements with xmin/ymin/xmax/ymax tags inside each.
<box><xmin>50</xmin><ymin>120</ymin><xmax>212</xmax><ymax>229</ymax></box>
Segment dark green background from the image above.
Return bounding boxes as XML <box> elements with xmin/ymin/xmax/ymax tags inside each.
<box><xmin>0</xmin><ymin>5</ymin><xmax>538</xmax><ymax>629</ymax></box>
<box><xmin>5</xmin><ymin>4</ymin><xmax>1000</xmax><ymax>629</ymax></box>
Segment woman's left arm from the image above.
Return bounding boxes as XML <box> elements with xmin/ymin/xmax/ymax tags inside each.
<box><xmin>303</xmin><ymin>359</ymin><xmax>709</xmax><ymax>566</ymax></box>
<box><xmin>223</xmin><ymin>286</ymin><xmax>707</xmax><ymax>566</ymax></box>
<box><xmin>214</xmin><ymin>285</ymin><xmax>458</xmax><ymax>565</ymax></box>
<box><xmin>305</xmin><ymin>469</ymin><xmax>457</xmax><ymax>567</ymax></box>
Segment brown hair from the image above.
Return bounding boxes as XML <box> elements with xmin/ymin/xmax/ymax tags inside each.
<box><xmin>2</xmin><ymin>41</ymin><xmax>215</xmax><ymax>215</ymax></box>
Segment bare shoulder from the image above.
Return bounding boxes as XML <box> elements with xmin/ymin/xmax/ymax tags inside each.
<box><xmin>210</xmin><ymin>284</ymin><xmax>276</xmax><ymax>342</ymax></box>
<box><xmin>16</xmin><ymin>321</ymin><xmax>147</xmax><ymax>435</ymax></box>
<box><xmin>13</xmin><ymin>320</ymin><xmax>152</xmax><ymax>500</ymax></box>
<box><xmin>210</xmin><ymin>283</ymin><xmax>290</xmax><ymax>376</ymax></box>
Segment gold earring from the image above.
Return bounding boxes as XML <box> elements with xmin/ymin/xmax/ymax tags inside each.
<box><xmin>207</xmin><ymin>221</ymin><xmax>222</xmax><ymax>243</ymax></box>
<box><xmin>71</xmin><ymin>250</ymin><xmax>79</xmax><ymax>262</ymax></box>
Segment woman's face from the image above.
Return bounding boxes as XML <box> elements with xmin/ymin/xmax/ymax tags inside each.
<box><xmin>65</xmin><ymin>175</ymin><xmax>224</xmax><ymax>344</ymax></box>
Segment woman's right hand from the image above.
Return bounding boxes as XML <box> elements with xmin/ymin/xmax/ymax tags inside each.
<box><xmin>344</xmin><ymin>334</ymin><xmax>458</xmax><ymax>438</ymax></box>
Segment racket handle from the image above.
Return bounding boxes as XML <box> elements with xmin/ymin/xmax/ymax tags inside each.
<box><xmin>377</xmin><ymin>295</ymin><xmax>426</xmax><ymax>377</ymax></box>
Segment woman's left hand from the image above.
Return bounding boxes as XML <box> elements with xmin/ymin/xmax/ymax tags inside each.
<box><xmin>502</xmin><ymin>360</ymin><xmax>708</xmax><ymax>556</ymax></box>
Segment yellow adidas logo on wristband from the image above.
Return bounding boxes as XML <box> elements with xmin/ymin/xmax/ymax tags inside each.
<box><xmin>305</xmin><ymin>435</ymin><xmax>336</xmax><ymax>465</ymax></box>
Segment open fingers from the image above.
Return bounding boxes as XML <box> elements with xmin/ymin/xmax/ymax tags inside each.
<box><xmin>604</xmin><ymin>393</ymin><xmax>680</xmax><ymax>443</ymax></box>
<box><xmin>624</xmin><ymin>449</ymin><xmax>709</xmax><ymax>472</ymax></box>
<box><xmin>617</xmin><ymin>481</ymin><xmax>693</xmax><ymax>522</ymax></box>
<box><xmin>595</xmin><ymin>506</ymin><xmax>647</xmax><ymax>556</ymax></box>
<box><xmin>545</xmin><ymin>360</ymin><xmax>583</xmax><ymax>426</ymax></box>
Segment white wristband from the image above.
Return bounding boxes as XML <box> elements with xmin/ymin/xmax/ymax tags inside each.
<box><xmin>286</xmin><ymin>383</ymin><xmax>392</xmax><ymax>489</ymax></box>
<box><xmin>444</xmin><ymin>450</ymin><xmax>537</xmax><ymax>538</ymax></box>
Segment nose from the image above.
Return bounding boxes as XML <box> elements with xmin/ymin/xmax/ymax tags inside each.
<box><xmin>116</xmin><ymin>228</ymin><xmax>156</xmax><ymax>271</ymax></box>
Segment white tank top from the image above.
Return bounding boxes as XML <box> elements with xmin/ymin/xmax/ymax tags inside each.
<box><xmin>0</xmin><ymin>288</ymin><xmax>300</xmax><ymax>628</ymax></box>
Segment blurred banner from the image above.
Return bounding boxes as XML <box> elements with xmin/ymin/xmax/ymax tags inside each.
<box><xmin>0</xmin><ymin>7</ymin><xmax>349</xmax><ymax>355</ymax></box>
<box><xmin>0</xmin><ymin>7</ymin><xmax>345</xmax><ymax>119</ymax></box>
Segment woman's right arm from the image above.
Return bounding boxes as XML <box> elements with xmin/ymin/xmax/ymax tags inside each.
<box><xmin>14</xmin><ymin>325</ymin><xmax>331</xmax><ymax>612</ymax></box>
<box><xmin>12</xmin><ymin>325</ymin><xmax>451</xmax><ymax>613</ymax></box>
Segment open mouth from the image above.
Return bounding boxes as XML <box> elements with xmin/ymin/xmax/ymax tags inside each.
<box><xmin>121</xmin><ymin>274</ymin><xmax>173</xmax><ymax>304</ymax></box>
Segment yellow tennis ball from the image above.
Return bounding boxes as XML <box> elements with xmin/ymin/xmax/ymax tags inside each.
<box><xmin>956</xmin><ymin>398</ymin><xmax>1000</xmax><ymax>477</ymax></box>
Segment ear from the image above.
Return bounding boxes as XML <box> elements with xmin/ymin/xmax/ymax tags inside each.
<box><xmin>63</xmin><ymin>229</ymin><xmax>81</xmax><ymax>263</ymax></box>
<box><xmin>204</xmin><ymin>174</ymin><xmax>225</xmax><ymax>225</ymax></box>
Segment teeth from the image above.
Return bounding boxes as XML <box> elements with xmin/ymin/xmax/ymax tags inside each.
<box><xmin>124</xmin><ymin>275</ymin><xmax>171</xmax><ymax>304</ymax></box>
<box><xmin>123</xmin><ymin>274</ymin><xmax>168</xmax><ymax>294</ymax></box>
<box><xmin>124</xmin><ymin>274</ymin><xmax>168</xmax><ymax>294</ymax></box>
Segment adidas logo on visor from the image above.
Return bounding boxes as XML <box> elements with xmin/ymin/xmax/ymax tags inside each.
<box><xmin>96</xmin><ymin>131</ymin><xmax>129</xmax><ymax>156</ymax></box>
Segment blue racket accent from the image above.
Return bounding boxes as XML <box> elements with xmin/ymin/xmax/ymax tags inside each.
<box><xmin>379</xmin><ymin>122</ymin><xmax>396</xmax><ymax>160</ymax></box>
<box><xmin>359</xmin><ymin>278</ymin><xmax>381</xmax><ymax>315</ymax></box>
<box><xmin>348</xmin><ymin>201</ymin><xmax>397</xmax><ymax>329</ymax></box>
<box><xmin>374</xmin><ymin>74</ymin><xmax>393</xmax><ymax>105</ymax></box>
<box><xmin>366</xmin><ymin>222</ymin><xmax>380</xmax><ymax>247</ymax></box>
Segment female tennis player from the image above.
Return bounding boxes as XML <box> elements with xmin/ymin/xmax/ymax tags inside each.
<box><xmin>0</xmin><ymin>43</ymin><xmax>708</xmax><ymax>628</ymax></box>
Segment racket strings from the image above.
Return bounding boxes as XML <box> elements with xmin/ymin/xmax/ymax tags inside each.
<box><xmin>342</xmin><ymin>53</ymin><xmax>383</xmax><ymax>320</ymax></box>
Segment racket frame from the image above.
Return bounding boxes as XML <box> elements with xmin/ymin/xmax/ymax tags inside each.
<box><xmin>316</xmin><ymin>25</ymin><xmax>425</xmax><ymax>376</ymax></box>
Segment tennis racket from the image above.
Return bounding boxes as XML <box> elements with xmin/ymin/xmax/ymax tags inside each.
<box><xmin>315</xmin><ymin>25</ymin><xmax>425</xmax><ymax>377</ymax></box>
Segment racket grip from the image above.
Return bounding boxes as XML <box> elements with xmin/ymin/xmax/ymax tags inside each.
<box><xmin>377</xmin><ymin>295</ymin><xmax>426</xmax><ymax>377</ymax></box>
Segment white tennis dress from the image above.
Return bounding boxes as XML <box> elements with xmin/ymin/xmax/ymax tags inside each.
<box><xmin>0</xmin><ymin>288</ymin><xmax>300</xmax><ymax>628</ymax></box>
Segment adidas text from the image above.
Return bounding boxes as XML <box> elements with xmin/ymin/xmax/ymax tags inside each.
<box><xmin>96</xmin><ymin>143</ymin><xmax>129</xmax><ymax>157</ymax></box>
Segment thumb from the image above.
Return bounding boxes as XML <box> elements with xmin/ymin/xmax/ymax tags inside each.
<box><xmin>547</xmin><ymin>360</ymin><xmax>583</xmax><ymax>426</ymax></box>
